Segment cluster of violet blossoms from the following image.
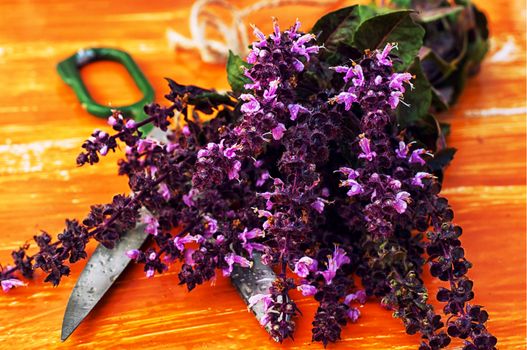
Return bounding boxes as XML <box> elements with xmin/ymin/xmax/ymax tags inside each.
<box><xmin>0</xmin><ymin>20</ymin><xmax>496</xmax><ymax>349</ymax></box>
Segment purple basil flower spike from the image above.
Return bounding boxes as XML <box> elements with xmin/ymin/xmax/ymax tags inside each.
<box><xmin>1</xmin><ymin>278</ymin><xmax>27</xmax><ymax>292</ymax></box>
<box><xmin>358</xmin><ymin>137</ymin><xmax>377</xmax><ymax>161</ymax></box>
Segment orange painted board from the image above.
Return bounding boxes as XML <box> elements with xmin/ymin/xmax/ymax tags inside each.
<box><xmin>0</xmin><ymin>0</ymin><xmax>525</xmax><ymax>349</ymax></box>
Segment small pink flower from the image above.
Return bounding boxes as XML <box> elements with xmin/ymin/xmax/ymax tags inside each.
<box><xmin>228</xmin><ymin>160</ymin><xmax>242</xmax><ymax>180</ymax></box>
<box><xmin>358</xmin><ymin>137</ymin><xmax>377</xmax><ymax>161</ymax></box>
<box><xmin>223</xmin><ymin>253</ymin><xmax>251</xmax><ymax>276</ymax></box>
<box><xmin>334</xmin><ymin>91</ymin><xmax>358</xmax><ymax>111</ymax></box>
<box><xmin>311</xmin><ymin>198</ymin><xmax>325</xmax><ymax>214</ymax></box>
<box><xmin>240</xmin><ymin>94</ymin><xmax>261</xmax><ymax>115</ymax></box>
<box><xmin>344</xmin><ymin>290</ymin><xmax>367</xmax><ymax>305</ymax></box>
<box><xmin>411</xmin><ymin>172</ymin><xmax>432</xmax><ymax>188</ymax></box>
<box><xmin>294</xmin><ymin>256</ymin><xmax>318</xmax><ymax>278</ymax></box>
<box><xmin>393</xmin><ymin>191</ymin><xmax>411</xmax><ymax>214</ymax></box>
<box><xmin>158</xmin><ymin>183</ymin><xmax>171</xmax><ymax>201</ymax></box>
<box><xmin>297</xmin><ymin>284</ymin><xmax>317</xmax><ymax>296</ymax></box>
<box><xmin>271</xmin><ymin>123</ymin><xmax>286</xmax><ymax>141</ymax></box>
<box><xmin>409</xmin><ymin>148</ymin><xmax>428</xmax><ymax>166</ymax></box>
<box><xmin>125</xmin><ymin>249</ymin><xmax>141</xmax><ymax>260</ymax></box>
<box><xmin>144</xmin><ymin>215</ymin><xmax>159</xmax><ymax>236</ymax></box>
<box><xmin>396</xmin><ymin>141</ymin><xmax>409</xmax><ymax>159</ymax></box>
<box><xmin>183</xmin><ymin>189</ymin><xmax>198</xmax><ymax>207</ymax></box>
<box><xmin>288</xmin><ymin>103</ymin><xmax>308</xmax><ymax>121</ymax></box>
<box><xmin>179</xmin><ymin>125</ymin><xmax>190</xmax><ymax>137</ymax></box>
<box><xmin>376</xmin><ymin>43</ymin><xmax>396</xmax><ymax>66</ymax></box>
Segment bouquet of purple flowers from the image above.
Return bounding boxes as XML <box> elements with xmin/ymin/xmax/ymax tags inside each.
<box><xmin>1</xmin><ymin>2</ymin><xmax>495</xmax><ymax>349</ymax></box>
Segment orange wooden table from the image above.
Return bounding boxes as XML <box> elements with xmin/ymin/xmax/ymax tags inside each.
<box><xmin>0</xmin><ymin>1</ymin><xmax>525</xmax><ymax>349</ymax></box>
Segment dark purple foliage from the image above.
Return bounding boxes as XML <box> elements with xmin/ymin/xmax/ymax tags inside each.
<box><xmin>0</xmin><ymin>19</ymin><xmax>495</xmax><ymax>349</ymax></box>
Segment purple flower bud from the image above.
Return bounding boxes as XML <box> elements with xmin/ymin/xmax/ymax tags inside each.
<box><xmin>1</xmin><ymin>278</ymin><xmax>26</xmax><ymax>292</ymax></box>
<box><xmin>148</xmin><ymin>252</ymin><xmax>156</xmax><ymax>260</ymax></box>
<box><xmin>374</xmin><ymin>75</ymin><xmax>383</xmax><ymax>85</ymax></box>
<box><xmin>271</xmin><ymin>123</ymin><xmax>286</xmax><ymax>140</ymax></box>
<box><xmin>144</xmin><ymin>215</ymin><xmax>159</xmax><ymax>236</ymax></box>
<box><xmin>347</xmin><ymin>307</ymin><xmax>361</xmax><ymax>322</ymax></box>
<box><xmin>311</xmin><ymin>198</ymin><xmax>325</xmax><ymax>214</ymax></box>
<box><xmin>99</xmin><ymin>145</ymin><xmax>108</xmax><ymax>156</ymax></box>
<box><xmin>297</xmin><ymin>284</ymin><xmax>317</xmax><ymax>296</ymax></box>
<box><xmin>292</xmin><ymin>58</ymin><xmax>304</xmax><ymax>72</ymax></box>
<box><xmin>342</xmin><ymin>179</ymin><xmax>363</xmax><ymax>197</ymax></box>
<box><xmin>107</xmin><ymin>115</ymin><xmax>117</xmax><ymax>126</ymax></box>
<box><xmin>351</xmin><ymin>64</ymin><xmax>364</xmax><ymax>87</ymax></box>
<box><xmin>158</xmin><ymin>183</ymin><xmax>171</xmax><ymax>200</ymax></box>
<box><xmin>396</xmin><ymin>141</ymin><xmax>409</xmax><ymax>159</ymax></box>
<box><xmin>344</xmin><ymin>290</ymin><xmax>367</xmax><ymax>305</ymax></box>
<box><xmin>393</xmin><ymin>191</ymin><xmax>411</xmax><ymax>214</ymax></box>
<box><xmin>228</xmin><ymin>160</ymin><xmax>242</xmax><ymax>180</ymax></box>
<box><xmin>183</xmin><ymin>189</ymin><xmax>198</xmax><ymax>207</ymax></box>
<box><xmin>125</xmin><ymin>119</ymin><xmax>136</xmax><ymax>129</ymax></box>
<box><xmin>256</xmin><ymin>171</ymin><xmax>270</xmax><ymax>187</ymax></box>
<box><xmin>411</xmin><ymin>172</ymin><xmax>432</xmax><ymax>188</ymax></box>
<box><xmin>358</xmin><ymin>137</ymin><xmax>377</xmax><ymax>161</ymax></box>
<box><xmin>182</xmin><ymin>125</ymin><xmax>191</xmax><ymax>136</ymax></box>
<box><xmin>125</xmin><ymin>249</ymin><xmax>141</xmax><ymax>260</ymax></box>
<box><xmin>146</xmin><ymin>268</ymin><xmax>155</xmax><ymax>278</ymax></box>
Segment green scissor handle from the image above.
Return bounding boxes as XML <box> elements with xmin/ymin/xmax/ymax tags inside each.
<box><xmin>57</xmin><ymin>47</ymin><xmax>155</xmax><ymax>134</ymax></box>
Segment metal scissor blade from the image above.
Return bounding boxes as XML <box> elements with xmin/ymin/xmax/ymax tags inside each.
<box><xmin>61</xmin><ymin>223</ymin><xmax>148</xmax><ymax>341</ymax></box>
<box><xmin>231</xmin><ymin>253</ymin><xmax>280</xmax><ymax>339</ymax></box>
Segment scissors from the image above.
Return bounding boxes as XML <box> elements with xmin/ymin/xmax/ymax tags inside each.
<box><xmin>57</xmin><ymin>47</ymin><xmax>277</xmax><ymax>341</ymax></box>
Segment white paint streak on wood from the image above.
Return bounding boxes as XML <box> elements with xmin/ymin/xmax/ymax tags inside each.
<box><xmin>490</xmin><ymin>36</ymin><xmax>521</xmax><ymax>62</ymax></box>
<box><xmin>464</xmin><ymin>106</ymin><xmax>527</xmax><ymax>117</ymax></box>
<box><xmin>0</xmin><ymin>138</ymin><xmax>82</xmax><ymax>174</ymax></box>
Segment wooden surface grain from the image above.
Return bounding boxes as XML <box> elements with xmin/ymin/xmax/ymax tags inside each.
<box><xmin>0</xmin><ymin>0</ymin><xmax>525</xmax><ymax>349</ymax></box>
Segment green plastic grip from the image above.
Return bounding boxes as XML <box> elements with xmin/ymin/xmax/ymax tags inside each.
<box><xmin>57</xmin><ymin>47</ymin><xmax>155</xmax><ymax>134</ymax></box>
